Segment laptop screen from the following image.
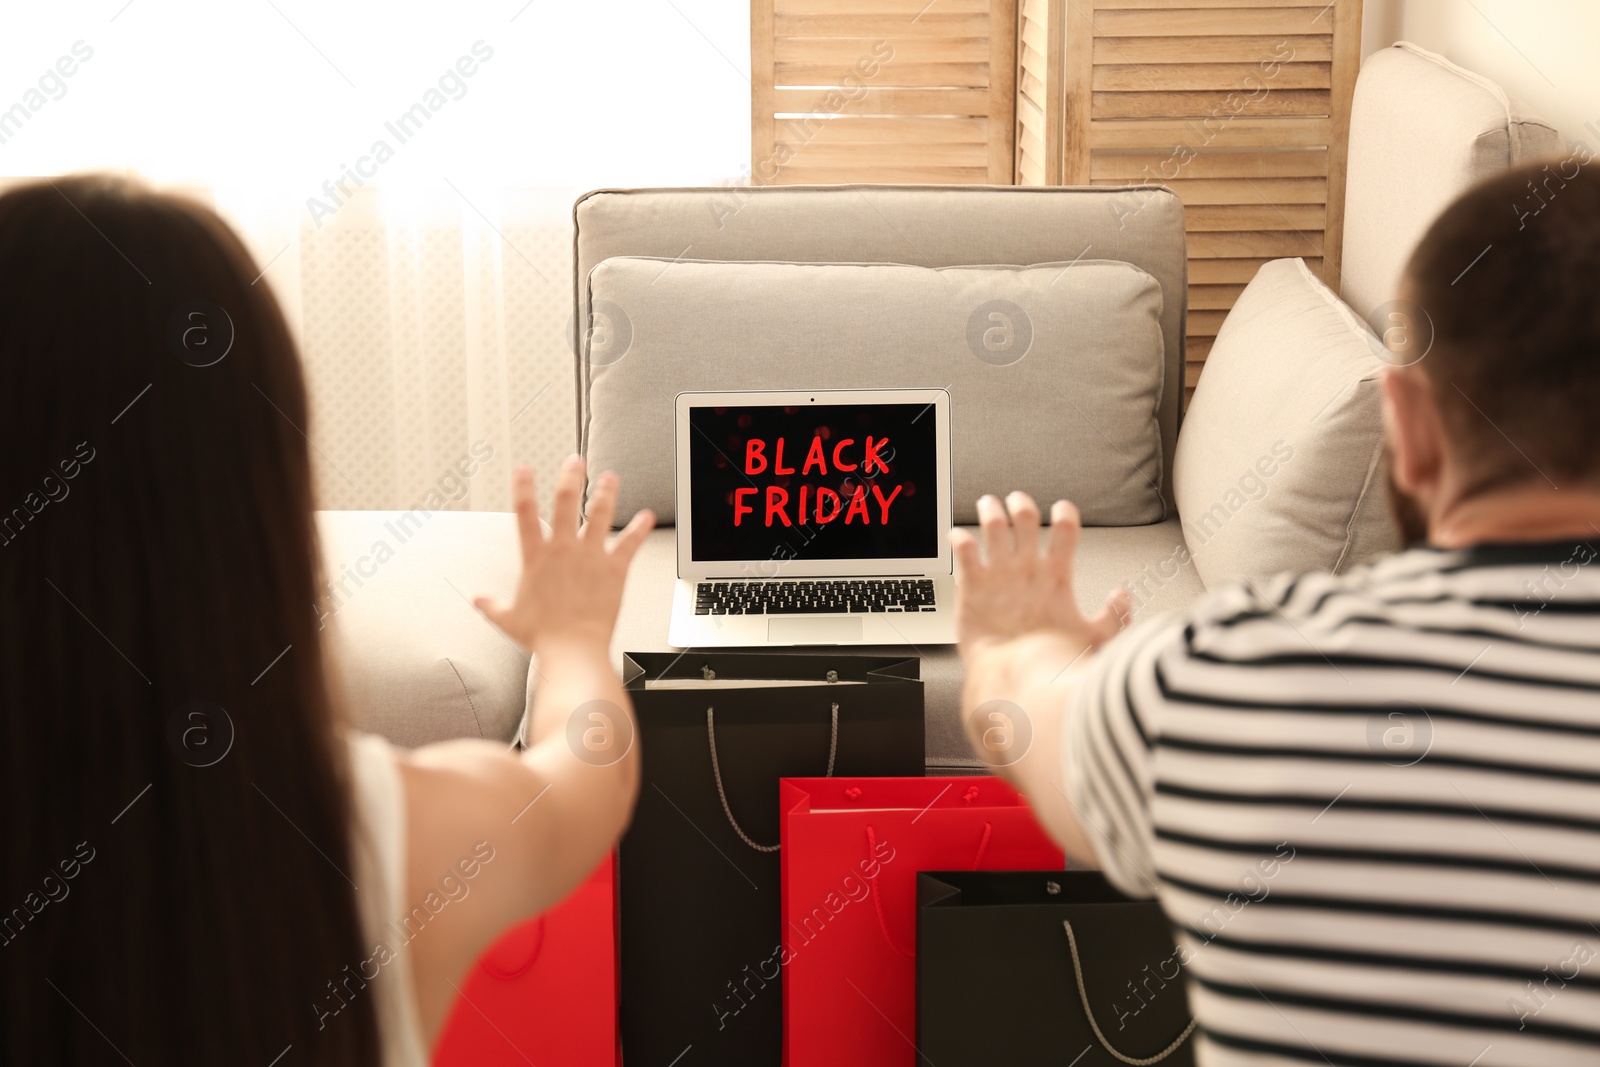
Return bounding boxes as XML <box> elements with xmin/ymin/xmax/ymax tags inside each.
<box><xmin>687</xmin><ymin>402</ymin><xmax>940</xmax><ymax>563</ymax></box>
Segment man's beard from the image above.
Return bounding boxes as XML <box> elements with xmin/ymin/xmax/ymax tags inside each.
<box><xmin>1384</xmin><ymin>451</ymin><xmax>1430</xmax><ymax>547</ymax></box>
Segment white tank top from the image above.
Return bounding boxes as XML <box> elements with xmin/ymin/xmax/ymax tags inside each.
<box><xmin>345</xmin><ymin>730</ymin><xmax>430</xmax><ymax>1067</ymax></box>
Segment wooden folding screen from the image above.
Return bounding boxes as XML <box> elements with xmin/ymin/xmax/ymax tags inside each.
<box><xmin>1017</xmin><ymin>0</ymin><xmax>1363</xmax><ymax>398</ymax></box>
<box><xmin>751</xmin><ymin>0</ymin><xmax>1017</xmax><ymax>184</ymax></box>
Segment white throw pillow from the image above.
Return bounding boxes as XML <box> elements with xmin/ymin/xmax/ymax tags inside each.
<box><xmin>1174</xmin><ymin>258</ymin><xmax>1399</xmax><ymax>589</ymax></box>
<box><xmin>1342</xmin><ymin>42</ymin><xmax>1561</xmax><ymax>319</ymax></box>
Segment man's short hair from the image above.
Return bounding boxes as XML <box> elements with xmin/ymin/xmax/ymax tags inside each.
<box><xmin>1404</xmin><ymin>152</ymin><xmax>1600</xmax><ymax>495</ymax></box>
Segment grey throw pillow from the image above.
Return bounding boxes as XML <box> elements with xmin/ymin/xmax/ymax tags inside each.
<box><xmin>583</xmin><ymin>257</ymin><xmax>1169</xmax><ymax>526</ymax></box>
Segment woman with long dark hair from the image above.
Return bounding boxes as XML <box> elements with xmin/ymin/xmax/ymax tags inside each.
<box><xmin>0</xmin><ymin>175</ymin><xmax>652</xmax><ymax>1065</ymax></box>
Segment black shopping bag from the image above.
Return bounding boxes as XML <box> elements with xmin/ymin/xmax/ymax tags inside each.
<box><xmin>620</xmin><ymin>652</ymin><xmax>924</xmax><ymax>1067</ymax></box>
<box><xmin>917</xmin><ymin>870</ymin><xmax>1196</xmax><ymax>1067</ymax></box>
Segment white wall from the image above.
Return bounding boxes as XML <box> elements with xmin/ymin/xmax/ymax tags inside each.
<box><xmin>1362</xmin><ymin>0</ymin><xmax>1600</xmax><ymax>147</ymax></box>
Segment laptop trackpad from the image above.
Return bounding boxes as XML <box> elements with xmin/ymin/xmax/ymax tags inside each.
<box><xmin>768</xmin><ymin>617</ymin><xmax>863</xmax><ymax>644</ymax></box>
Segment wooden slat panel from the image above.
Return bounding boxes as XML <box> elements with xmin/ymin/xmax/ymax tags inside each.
<box><xmin>775</xmin><ymin>141</ymin><xmax>990</xmax><ymax>167</ymax></box>
<box><xmin>1101</xmin><ymin>0</ymin><xmax>1330</xmax><ymax>8</ymax></box>
<box><xmin>1188</xmin><ymin>229</ymin><xmax>1324</xmax><ymax>257</ymax></box>
<box><xmin>774</xmin><ymin>87</ymin><xmax>991</xmax><ymax>113</ymax></box>
<box><xmin>776</xmin><ymin>36</ymin><xmax>990</xmax><ymax>65</ymax></box>
<box><xmin>776</xmin><ymin>61</ymin><xmax>990</xmax><ymax>86</ymax></box>
<box><xmin>1321</xmin><ymin>0</ymin><xmax>1361</xmax><ymax>291</ymax></box>
<box><xmin>788</xmin><ymin>115</ymin><xmax>990</xmax><ymax>142</ymax></box>
<box><xmin>776</xmin><ymin>164</ymin><xmax>992</xmax><ymax>182</ymax></box>
<box><xmin>1185</xmin><ymin>203</ymin><xmax>1325</xmax><ymax>230</ymax></box>
<box><xmin>1020</xmin><ymin>67</ymin><xmax>1048</xmax><ymax>105</ymax></box>
<box><xmin>1060</xmin><ymin>0</ymin><xmax>1091</xmax><ymax>182</ymax></box>
<box><xmin>752</xmin><ymin>0</ymin><xmax>777</xmax><ymax>184</ymax></box>
<box><xmin>1095</xmin><ymin>176</ymin><xmax>1328</xmax><ymax>204</ymax></box>
<box><xmin>1019</xmin><ymin>89</ymin><xmax>1046</xmax><ymax>126</ymax></box>
<box><xmin>1021</xmin><ymin>14</ymin><xmax>1049</xmax><ymax>57</ymax></box>
<box><xmin>1020</xmin><ymin>42</ymin><xmax>1049</xmax><ymax>86</ymax></box>
<box><xmin>1004</xmin><ymin>0</ymin><xmax>1356</xmax><ymax>396</ymax></box>
<box><xmin>1089</xmin><ymin>116</ymin><xmax>1331</xmax><ymax>149</ymax></box>
<box><xmin>1095</xmin><ymin>34</ymin><xmax>1330</xmax><ymax>63</ymax></box>
<box><xmin>1092</xmin><ymin>61</ymin><xmax>1331</xmax><ymax>91</ymax></box>
<box><xmin>987</xmin><ymin>0</ymin><xmax>1016</xmax><ymax>179</ymax></box>
<box><xmin>1016</xmin><ymin>0</ymin><xmax>1064</xmax><ymax>184</ymax></box>
<box><xmin>776</xmin><ymin>0</ymin><xmax>990</xmax><ymax>12</ymax></box>
<box><xmin>1187</xmin><ymin>257</ymin><xmax>1324</xmax><ymax>284</ymax></box>
<box><xmin>761</xmin><ymin>0</ymin><xmax>1013</xmax><ymax>185</ymax></box>
<box><xmin>1091</xmin><ymin>149</ymin><xmax>1328</xmax><ymax>179</ymax></box>
<box><xmin>1186</xmin><ymin>362</ymin><xmax>1206</xmax><ymax>390</ymax></box>
<box><xmin>1093</xmin><ymin>7</ymin><xmax>1331</xmax><ymax>36</ymax></box>
<box><xmin>775</xmin><ymin>13</ymin><xmax>991</xmax><ymax>35</ymax></box>
<box><xmin>1188</xmin><ymin>284</ymin><xmax>1247</xmax><ymax>310</ymax></box>
<box><xmin>1030</xmin><ymin>0</ymin><xmax>1056</xmax><ymax>184</ymax></box>
<box><xmin>1092</xmin><ymin>89</ymin><xmax>1330</xmax><ymax>119</ymax></box>
<box><xmin>1020</xmin><ymin>116</ymin><xmax>1047</xmax><ymax>160</ymax></box>
<box><xmin>1019</xmin><ymin>89</ymin><xmax>1046</xmax><ymax>124</ymax></box>
<box><xmin>1018</xmin><ymin>143</ymin><xmax>1047</xmax><ymax>184</ymax></box>
<box><xmin>1018</xmin><ymin>155</ymin><xmax>1046</xmax><ymax>184</ymax></box>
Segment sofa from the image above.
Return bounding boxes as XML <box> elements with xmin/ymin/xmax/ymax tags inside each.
<box><xmin>323</xmin><ymin>42</ymin><xmax>1560</xmax><ymax>771</ymax></box>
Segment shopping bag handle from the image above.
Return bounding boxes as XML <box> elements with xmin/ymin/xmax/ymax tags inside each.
<box><xmin>1062</xmin><ymin>920</ymin><xmax>1196</xmax><ymax>1065</ymax></box>
<box><xmin>866</xmin><ymin>822</ymin><xmax>993</xmax><ymax>959</ymax></box>
<box><xmin>480</xmin><ymin>915</ymin><xmax>545</xmax><ymax>980</ymax></box>
<box><xmin>707</xmin><ymin>703</ymin><xmax>838</xmax><ymax>853</ymax></box>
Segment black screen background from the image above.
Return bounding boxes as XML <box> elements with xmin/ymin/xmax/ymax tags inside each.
<box><xmin>687</xmin><ymin>403</ymin><xmax>939</xmax><ymax>563</ymax></box>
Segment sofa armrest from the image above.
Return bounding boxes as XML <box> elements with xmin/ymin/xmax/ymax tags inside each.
<box><xmin>317</xmin><ymin>510</ymin><xmax>528</xmax><ymax>747</ymax></box>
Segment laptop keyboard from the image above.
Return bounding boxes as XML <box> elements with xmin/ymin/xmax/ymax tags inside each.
<box><xmin>695</xmin><ymin>578</ymin><xmax>937</xmax><ymax>615</ymax></box>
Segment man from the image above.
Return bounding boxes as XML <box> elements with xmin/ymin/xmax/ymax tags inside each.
<box><xmin>955</xmin><ymin>159</ymin><xmax>1600</xmax><ymax>1066</ymax></box>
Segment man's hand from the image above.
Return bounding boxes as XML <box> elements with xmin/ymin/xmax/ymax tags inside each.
<box><xmin>951</xmin><ymin>491</ymin><xmax>1129</xmax><ymax>864</ymax></box>
<box><xmin>475</xmin><ymin>456</ymin><xmax>655</xmax><ymax>655</ymax></box>
<box><xmin>952</xmin><ymin>492</ymin><xmax>1131</xmax><ymax>661</ymax></box>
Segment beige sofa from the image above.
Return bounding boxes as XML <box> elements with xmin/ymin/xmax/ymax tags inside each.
<box><xmin>575</xmin><ymin>183</ymin><xmax>1199</xmax><ymax>770</ymax></box>
<box><xmin>323</xmin><ymin>43</ymin><xmax>1560</xmax><ymax>769</ymax></box>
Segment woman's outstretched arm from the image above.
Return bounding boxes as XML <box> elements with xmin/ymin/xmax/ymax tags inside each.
<box><xmin>390</xmin><ymin>456</ymin><xmax>653</xmax><ymax>1043</ymax></box>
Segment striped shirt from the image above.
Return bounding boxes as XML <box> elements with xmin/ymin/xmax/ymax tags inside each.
<box><xmin>1066</xmin><ymin>539</ymin><xmax>1600</xmax><ymax>1067</ymax></box>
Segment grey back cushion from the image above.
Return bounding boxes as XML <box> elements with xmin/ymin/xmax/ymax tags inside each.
<box><xmin>586</xmin><ymin>258</ymin><xmax>1167</xmax><ymax>526</ymax></box>
<box><xmin>1342</xmin><ymin>42</ymin><xmax>1560</xmax><ymax>320</ymax></box>
<box><xmin>1175</xmin><ymin>258</ymin><xmax>1399</xmax><ymax>589</ymax></box>
<box><xmin>572</xmin><ymin>185</ymin><xmax>1187</xmax><ymax>508</ymax></box>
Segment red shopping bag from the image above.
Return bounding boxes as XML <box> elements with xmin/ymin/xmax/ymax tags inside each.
<box><xmin>780</xmin><ymin>777</ymin><xmax>1063</xmax><ymax>1067</ymax></box>
<box><xmin>433</xmin><ymin>854</ymin><xmax>619</xmax><ymax>1067</ymax></box>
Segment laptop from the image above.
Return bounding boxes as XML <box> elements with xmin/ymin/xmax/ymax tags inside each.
<box><xmin>667</xmin><ymin>388</ymin><xmax>956</xmax><ymax>648</ymax></box>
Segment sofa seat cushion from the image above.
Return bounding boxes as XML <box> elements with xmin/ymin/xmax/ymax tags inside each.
<box><xmin>1174</xmin><ymin>258</ymin><xmax>1399</xmax><ymax>591</ymax></box>
<box><xmin>318</xmin><ymin>510</ymin><xmax>529</xmax><ymax>747</ymax></box>
<box><xmin>584</xmin><ymin>256</ymin><xmax>1169</xmax><ymax>527</ymax></box>
<box><xmin>609</xmin><ymin>522</ymin><xmax>1204</xmax><ymax>769</ymax></box>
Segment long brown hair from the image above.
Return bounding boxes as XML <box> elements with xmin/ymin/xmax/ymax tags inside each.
<box><xmin>0</xmin><ymin>176</ymin><xmax>382</xmax><ymax>1065</ymax></box>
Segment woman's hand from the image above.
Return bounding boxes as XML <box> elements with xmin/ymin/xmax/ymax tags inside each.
<box><xmin>475</xmin><ymin>457</ymin><xmax>655</xmax><ymax>654</ymax></box>
<box><xmin>952</xmin><ymin>492</ymin><xmax>1131</xmax><ymax>660</ymax></box>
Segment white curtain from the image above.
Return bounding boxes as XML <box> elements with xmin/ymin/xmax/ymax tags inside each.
<box><xmin>3</xmin><ymin>0</ymin><xmax>750</xmax><ymax>511</ymax></box>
